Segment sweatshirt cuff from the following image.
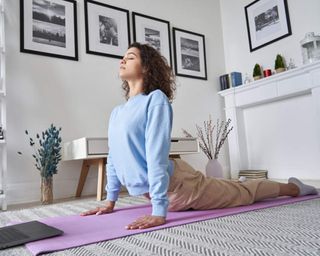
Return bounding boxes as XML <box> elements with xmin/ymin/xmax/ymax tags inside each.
<box><xmin>106</xmin><ymin>191</ymin><xmax>119</xmax><ymax>202</ymax></box>
<box><xmin>152</xmin><ymin>202</ymin><xmax>168</xmax><ymax>217</ymax></box>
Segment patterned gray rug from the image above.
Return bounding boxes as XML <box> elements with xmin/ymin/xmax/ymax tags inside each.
<box><xmin>0</xmin><ymin>196</ymin><xmax>319</xmax><ymax>256</ymax></box>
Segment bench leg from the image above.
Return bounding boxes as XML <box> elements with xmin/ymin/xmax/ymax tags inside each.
<box><xmin>76</xmin><ymin>160</ymin><xmax>90</xmax><ymax>197</ymax></box>
<box><xmin>97</xmin><ymin>158</ymin><xmax>106</xmax><ymax>201</ymax></box>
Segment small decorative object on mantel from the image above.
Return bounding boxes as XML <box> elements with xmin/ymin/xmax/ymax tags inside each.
<box><xmin>300</xmin><ymin>32</ymin><xmax>320</xmax><ymax>65</ymax></box>
<box><xmin>243</xmin><ymin>73</ymin><xmax>252</xmax><ymax>84</ymax></box>
<box><xmin>274</xmin><ymin>54</ymin><xmax>286</xmax><ymax>73</ymax></box>
<box><xmin>18</xmin><ymin>124</ymin><xmax>62</xmax><ymax>204</ymax></box>
<box><xmin>287</xmin><ymin>58</ymin><xmax>296</xmax><ymax>70</ymax></box>
<box><xmin>182</xmin><ymin>116</ymin><xmax>233</xmax><ymax>178</ymax></box>
<box><xmin>253</xmin><ymin>63</ymin><xmax>262</xmax><ymax>80</ymax></box>
<box><xmin>263</xmin><ymin>69</ymin><xmax>272</xmax><ymax>77</ymax></box>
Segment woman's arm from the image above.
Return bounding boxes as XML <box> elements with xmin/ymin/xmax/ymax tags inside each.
<box><xmin>145</xmin><ymin>103</ymin><xmax>173</xmax><ymax>217</ymax></box>
<box><xmin>106</xmin><ymin>151</ymin><xmax>122</xmax><ymax>202</ymax></box>
<box><xmin>126</xmin><ymin>103</ymin><xmax>172</xmax><ymax>229</ymax></box>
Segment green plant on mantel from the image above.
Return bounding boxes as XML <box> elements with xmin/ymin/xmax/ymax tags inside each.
<box><xmin>253</xmin><ymin>63</ymin><xmax>262</xmax><ymax>78</ymax></box>
<box><xmin>275</xmin><ymin>54</ymin><xmax>286</xmax><ymax>70</ymax></box>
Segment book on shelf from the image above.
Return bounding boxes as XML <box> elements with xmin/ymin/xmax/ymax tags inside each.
<box><xmin>219</xmin><ymin>74</ymin><xmax>229</xmax><ymax>91</ymax></box>
<box><xmin>230</xmin><ymin>72</ymin><xmax>242</xmax><ymax>87</ymax></box>
<box><xmin>238</xmin><ymin>169</ymin><xmax>268</xmax><ymax>179</ymax></box>
<box><xmin>219</xmin><ymin>72</ymin><xmax>243</xmax><ymax>91</ymax></box>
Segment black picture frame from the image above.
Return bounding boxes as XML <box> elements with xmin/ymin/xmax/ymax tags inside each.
<box><xmin>84</xmin><ymin>0</ymin><xmax>130</xmax><ymax>59</ymax></box>
<box><xmin>20</xmin><ymin>0</ymin><xmax>78</xmax><ymax>61</ymax></box>
<box><xmin>245</xmin><ymin>0</ymin><xmax>292</xmax><ymax>52</ymax></box>
<box><xmin>132</xmin><ymin>12</ymin><xmax>172</xmax><ymax>67</ymax></box>
<box><xmin>172</xmin><ymin>27</ymin><xmax>207</xmax><ymax>80</ymax></box>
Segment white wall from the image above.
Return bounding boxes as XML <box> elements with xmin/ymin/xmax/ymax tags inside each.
<box><xmin>5</xmin><ymin>0</ymin><xmax>227</xmax><ymax>204</ymax></box>
<box><xmin>220</xmin><ymin>0</ymin><xmax>320</xmax><ymax>76</ymax></box>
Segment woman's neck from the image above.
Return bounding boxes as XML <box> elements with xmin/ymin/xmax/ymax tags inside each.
<box><xmin>128</xmin><ymin>80</ymin><xmax>144</xmax><ymax>98</ymax></box>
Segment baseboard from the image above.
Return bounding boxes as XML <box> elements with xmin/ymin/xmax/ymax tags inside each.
<box><xmin>6</xmin><ymin>176</ymin><xmax>100</xmax><ymax>205</ymax></box>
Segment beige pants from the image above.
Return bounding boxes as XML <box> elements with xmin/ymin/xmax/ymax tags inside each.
<box><xmin>167</xmin><ymin>159</ymin><xmax>280</xmax><ymax>212</ymax></box>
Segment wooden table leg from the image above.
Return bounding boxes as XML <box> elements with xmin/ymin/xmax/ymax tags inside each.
<box><xmin>97</xmin><ymin>158</ymin><xmax>106</xmax><ymax>201</ymax></box>
<box><xmin>76</xmin><ymin>160</ymin><xmax>90</xmax><ymax>197</ymax></box>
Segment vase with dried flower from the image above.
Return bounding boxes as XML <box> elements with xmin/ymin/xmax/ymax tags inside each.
<box><xmin>182</xmin><ymin>116</ymin><xmax>233</xmax><ymax>178</ymax></box>
<box><xmin>18</xmin><ymin>124</ymin><xmax>62</xmax><ymax>204</ymax></box>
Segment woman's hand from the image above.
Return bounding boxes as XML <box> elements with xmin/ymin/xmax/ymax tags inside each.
<box><xmin>125</xmin><ymin>215</ymin><xmax>166</xmax><ymax>230</ymax></box>
<box><xmin>80</xmin><ymin>201</ymin><xmax>115</xmax><ymax>216</ymax></box>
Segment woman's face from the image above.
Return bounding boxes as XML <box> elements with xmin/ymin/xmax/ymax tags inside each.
<box><xmin>119</xmin><ymin>47</ymin><xmax>144</xmax><ymax>82</ymax></box>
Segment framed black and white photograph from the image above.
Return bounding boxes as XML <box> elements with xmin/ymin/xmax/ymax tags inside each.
<box><xmin>84</xmin><ymin>0</ymin><xmax>130</xmax><ymax>59</ymax></box>
<box><xmin>132</xmin><ymin>12</ymin><xmax>172</xmax><ymax>66</ymax></box>
<box><xmin>172</xmin><ymin>28</ymin><xmax>207</xmax><ymax>80</ymax></box>
<box><xmin>20</xmin><ymin>0</ymin><xmax>78</xmax><ymax>61</ymax></box>
<box><xmin>245</xmin><ymin>0</ymin><xmax>291</xmax><ymax>52</ymax></box>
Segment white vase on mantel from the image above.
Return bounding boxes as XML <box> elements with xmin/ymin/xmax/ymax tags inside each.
<box><xmin>205</xmin><ymin>158</ymin><xmax>223</xmax><ymax>178</ymax></box>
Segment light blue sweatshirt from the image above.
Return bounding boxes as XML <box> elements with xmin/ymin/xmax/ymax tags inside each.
<box><xmin>106</xmin><ymin>89</ymin><xmax>174</xmax><ymax>217</ymax></box>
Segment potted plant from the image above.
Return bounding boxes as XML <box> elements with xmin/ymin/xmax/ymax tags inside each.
<box><xmin>18</xmin><ymin>124</ymin><xmax>62</xmax><ymax>204</ymax></box>
<box><xmin>253</xmin><ymin>63</ymin><xmax>262</xmax><ymax>80</ymax></box>
<box><xmin>182</xmin><ymin>116</ymin><xmax>233</xmax><ymax>178</ymax></box>
<box><xmin>274</xmin><ymin>54</ymin><xmax>286</xmax><ymax>73</ymax></box>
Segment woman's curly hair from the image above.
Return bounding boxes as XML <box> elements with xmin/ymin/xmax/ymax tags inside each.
<box><xmin>121</xmin><ymin>42</ymin><xmax>176</xmax><ymax>102</ymax></box>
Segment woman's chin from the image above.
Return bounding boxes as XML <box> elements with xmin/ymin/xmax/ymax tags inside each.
<box><xmin>119</xmin><ymin>73</ymin><xmax>125</xmax><ymax>80</ymax></box>
<box><xmin>119</xmin><ymin>71</ymin><xmax>128</xmax><ymax>80</ymax></box>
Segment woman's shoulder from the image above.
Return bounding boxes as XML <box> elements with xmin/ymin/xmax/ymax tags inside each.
<box><xmin>147</xmin><ymin>89</ymin><xmax>170</xmax><ymax>106</ymax></box>
<box><xmin>109</xmin><ymin>104</ymin><xmax>123</xmax><ymax>118</ymax></box>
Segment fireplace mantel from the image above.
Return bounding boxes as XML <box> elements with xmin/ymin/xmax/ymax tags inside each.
<box><xmin>218</xmin><ymin>61</ymin><xmax>320</xmax><ymax>180</ymax></box>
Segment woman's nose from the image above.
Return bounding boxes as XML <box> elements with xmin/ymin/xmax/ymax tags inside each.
<box><xmin>120</xmin><ymin>59</ymin><xmax>126</xmax><ymax>64</ymax></box>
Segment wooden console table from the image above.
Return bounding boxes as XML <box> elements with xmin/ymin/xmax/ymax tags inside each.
<box><xmin>63</xmin><ymin>137</ymin><xmax>199</xmax><ymax>201</ymax></box>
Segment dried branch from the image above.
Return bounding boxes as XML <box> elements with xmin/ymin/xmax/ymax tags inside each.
<box><xmin>182</xmin><ymin>116</ymin><xmax>233</xmax><ymax>160</ymax></box>
<box><xmin>182</xmin><ymin>129</ymin><xmax>193</xmax><ymax>138</ymax></box>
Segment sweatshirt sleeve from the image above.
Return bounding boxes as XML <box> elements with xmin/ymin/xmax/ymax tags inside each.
<box><xmin>106</xmin><ymin>150</ymin><xmax>121</xmax><ymax>202</ymax></box>
<box><xmin>106</xmin><ymin>109</ymin><xmax>121</xmax><ymax>202</ymax></box>
<box><xmin>145</xmin><ymin>103</ymin><xmax>173</xmax><ymax>217</ymax></box>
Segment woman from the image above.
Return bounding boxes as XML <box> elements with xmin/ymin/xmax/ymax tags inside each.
<box><xmin>81</xmin><ymin>43</ymin><xmax>318</xmax><ymax>230</ymax></box>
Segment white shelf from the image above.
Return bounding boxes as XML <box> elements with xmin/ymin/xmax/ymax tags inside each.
<box><xmin>0</xmin><ymin>88</ymin><xmax>5</xmax><ymax>97</ymax></box>
<box><xmin>218</xmin><ymin>61</ymin><xmax>320</xmax><ymax>98</ymax></box>
<box><xmin>0</xmin><ymin>0</ymin><xmax>6</xmax><ymax>211</ymax></box>
<box><xmin>0</xmin><ymin>0</ymin><xmax>3</xmax><ymax>12</ymax></box>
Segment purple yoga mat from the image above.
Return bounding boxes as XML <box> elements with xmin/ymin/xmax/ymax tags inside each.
<box><xmin>26</xmin><ymin>193</ymin><xmax>319</xmax><ymax>255</ymax></box>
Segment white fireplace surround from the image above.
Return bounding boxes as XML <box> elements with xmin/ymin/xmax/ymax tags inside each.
<box><xmin>219</xmin><ymin>61</ymin><xmax>320</xmax><ymax>183</ymax></box>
